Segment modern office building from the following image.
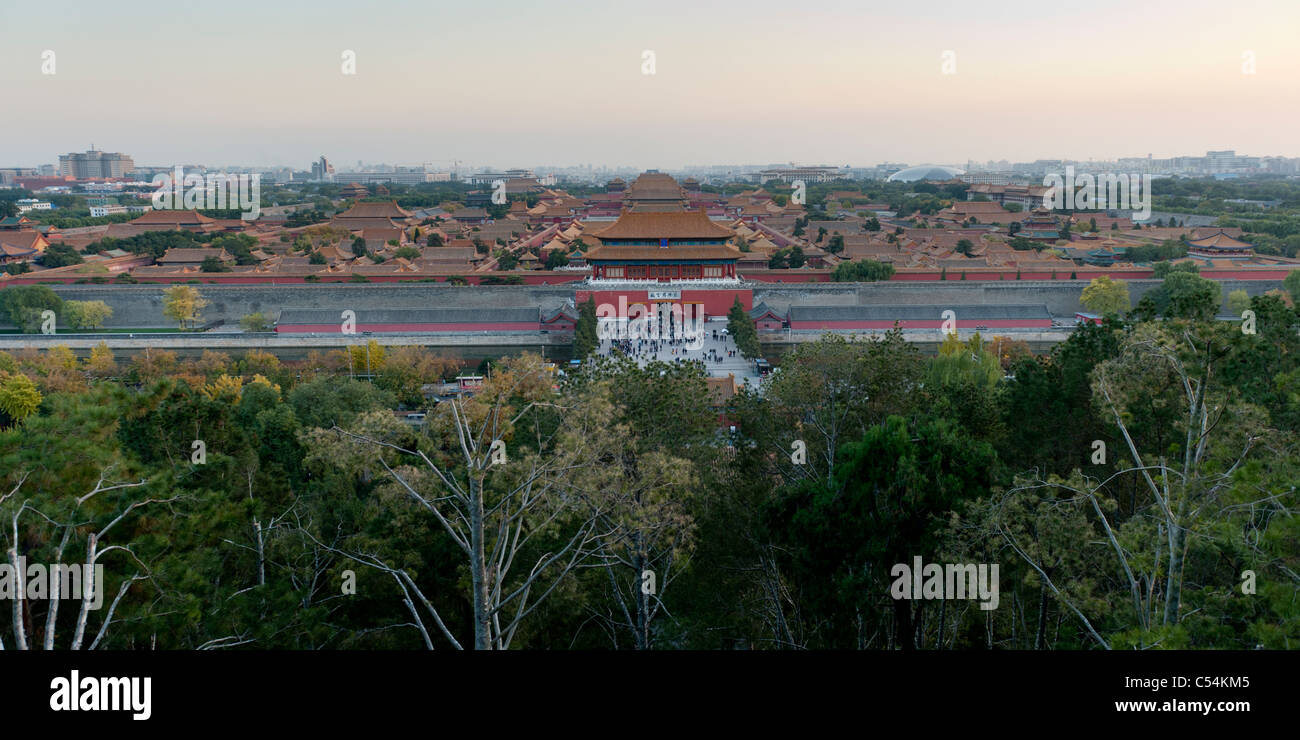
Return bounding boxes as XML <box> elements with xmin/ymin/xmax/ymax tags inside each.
<box><xmin>58</xmin><ymin>149</ymin><xmax>135</xmax><ymax>178</ymax></box>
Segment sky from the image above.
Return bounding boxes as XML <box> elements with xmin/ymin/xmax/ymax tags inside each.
<box><xmin>1</xmin><ymin>0</ymin><xmax>1297</xmax><ymax>170</ymax></box>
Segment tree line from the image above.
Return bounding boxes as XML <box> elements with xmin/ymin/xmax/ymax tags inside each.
<box><xmin>1</xmin><ymin>300</ymin><xmax>1297</xmax><ymax>649</ymax></box>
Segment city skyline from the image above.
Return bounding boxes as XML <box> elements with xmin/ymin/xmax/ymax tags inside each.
<box><xmin>2</xmin><ymin>0</ymin><xmax>1298</xmax><ymax>168</ymax></box>
<box><xmin>8</xmin><ymin>147</ymin><xmax>1297</xmax><ymax>179</ymax></box>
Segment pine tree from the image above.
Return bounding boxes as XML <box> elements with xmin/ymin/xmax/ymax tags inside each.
<box><xmin>573</xmin><ymin>295</ymin><xmax>599</xmax><ymax>359</ymax></box>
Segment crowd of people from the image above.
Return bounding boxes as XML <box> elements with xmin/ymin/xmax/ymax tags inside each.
<box><xmin>589</xmin><ymin>319</ymin><xmax>764</xmax><ymax>391</ymax></box>
<box><xmin>598</xmin><ymin>323</ymin><xmax>740</xmax><ymax>367</ymax></box>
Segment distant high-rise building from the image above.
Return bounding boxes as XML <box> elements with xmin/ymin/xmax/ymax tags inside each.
<box><xmin>311</xmin><ymin>155</ymin><xmax>335</xmax><ymax>181</ymax></box>
<box><xmin>58</xmin><ymin>148</ymin><xmax>134</xmax><ymax>179</ymax></box>
<box><xmin>1205</xmin><ymin>150</ymin><xmax>1236</xmax><ymax>173</ymax></box>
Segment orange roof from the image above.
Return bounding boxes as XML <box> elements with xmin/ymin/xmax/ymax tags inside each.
<box><xmin>334</xmin><ymin>217</ymin><xmax>403</xmax><ymax>231</ymax></box>
<box><xmin>0</xmin><ymin>230</ymin><xmax>49</xmax><ymax>254</ymax></box>
<box><xmin>130</xmin><ymin>210</ymin><xmax>216</xmax><ymax>225</ymax></box>
<box><xmin>624</xmin><ymin>172</ymin><xmax>687</xmax><ymax>200</ymax></box>
<box><xmin>585</xmin><ymin>243</ymin><xmax>741</xmax><ymax>261</ymax></box>
<box><xmin>334</xmin><ymin>201</ymin><xmax>413</xmax><ymax>220</ymax></box>
<box><xmin>950</xmin><ymin>202</ymin><xmax>1012</xmax><ymax>215</ymax></box>
<box><xmin>706</xmin><ymin>375</ymin><xmax>739</xmax><ymax>406</ymax></box>
<box><xmin>588</xmin><ymin>209</ymin><xmax>735</xmax><ymax>240</ymax></box>
<box><xmin>1187</xmin><ymin>230</ymin><xmax>1252</xmax><ymax>249</ymax></box>
<box><xmin>156</xmin><ymin>247</ymin><xmax>231</xmax><ymax>264</ymax></box>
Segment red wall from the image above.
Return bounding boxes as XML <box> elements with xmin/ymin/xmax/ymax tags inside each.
<box><xmin>542</xmin><ymin>318</ymin><xmax>576</xmax><ymax>331</ymax></box>
<box><xmin>790</xmin><ymin>318</ymin><xmax>1053</xmax><ymax>330</ymax></box>
<box><xmin>0</xmin><ymin>272</ymin><xmax>587</xmax><ymax>287</ymax></box>
<box><xmin>742</xmin><ymin>268</ymin><xmax>1297</xmax><ymax>282</ymax></box>
<box><xmin>276</xmin><ymin>322</ymin><xmax>539</xmax><ymax>333</ymax></box>
<box><xmin>743</xmin><ymin>271</ymin><xmax>831</xmax><ymax>283</ymax></box>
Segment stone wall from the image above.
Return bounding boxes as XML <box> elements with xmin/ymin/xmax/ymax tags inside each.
<box><xmin>754</xmin><ymin>278</ymin><xmax>1284</xmax><ymax>317</ymax></box>
<box><xmin>0</xmin><ymin>277</ymin><xmax>1284</xmax><ymax>330</ymax></box>
<box><xmin>0</xmin><ymin>284</ymin><xmax>576</xmax><ymax>330</ymax></box>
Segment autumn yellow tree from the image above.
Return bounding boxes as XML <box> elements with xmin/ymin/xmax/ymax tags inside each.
<box><xmin>86</xmin><ymin>342</ymin><xmax>117</xmax><ymax>377</ymax></box>
<box><xmin>129</xmin><ymin>349</ymin><xmax>181</xmax><ymax>383</ymax></box>
<box><xmin>378</xmin><ymin>345</ymin><xmax>456</xmax><ymax>405</ymax></box>
<box><xmin>988</xmin><ymin>335</ymin><xmax>1032</xmax><ymax>370</ymax></box>
<box><xmin>162</xmin><ymin>285</ymin><xmax>209</xmax><ymax>330</ymax></box>
<box><xmin>239</xmin><ymin>349</ymin><xmax>282</xmax><ymax>377</ymax></box>
<box><xmin>0</xmin><ymin>372</ymin><xmax>42</xmax><ymax>426</ymax></box>
<box><xmin>47</xmin><ymin>345</ymin><xmax>78</xmax><ymax>370</ymax></box>
<box><xmin>348</xmin><ymin>340</ymin><xmax>386</xmax><ymax>376</ymax></box>
<box><xmin>201</xmin><ymin>373</ymin><xmax>244</xmax><ymax>401</ymax></box>
<box><xmin>188</xmin><ymin>350</ymin><xmax>232</xmax><ymax>377</ymax></box>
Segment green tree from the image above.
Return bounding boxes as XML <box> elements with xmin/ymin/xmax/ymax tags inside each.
<box><xmin>573</xmin><ymin>295</ymin><xmax>599</xmax><ymax>359</ymax></box>
<box><xmin>727</xmin><ymin>297</ymin><xmax>760</xmax><ymax>359</ymax></box>
<box><xmin>495</xmin><ymin>252</ymin><xmax>519</xmax><ymax>271</ymax></box>
<box><xmin>754</xmin><ymin>331</ymin><xmax>923</xmax><ymax>482</ymax></box>
<box><xmin>925</xmin><ymin>332</ymin><xmax>1003</xmax><ymax>439</ymax></box>
<box><xmin>831</xmin><ymin>259</ymin><xmax>894</xmax><ymax>282</ymax></box>
<box><xmin>0</xmin><ymin>284</ymin><xmax>63</xmax><ymax>333</ymax></box>
<box><xmin>63</xmin><ymin>299</ymin><xmax>113</xmax><ymax>330</ymax></box>
<box><xmin>1152</xmin><ymin>259</ymin><xmax>1198</xmax><ymax>279</ymax></box>
<box><xmin>545</xmin><ymin>250</ymin><xmax>569</xmax><ymax>270</ymax></box>
<box><xmin>240</xmin><ymin>312</ymin><xmax>272</xmax><ymax>332</ymax></box>
<box><xmin>767</xmin><ymin>415</ymin><xmax>998</xmax><ymax>649</ymax></box>
<box><xmin>1080</xmin><ymin>275</ymin><xmax>1130</xmax><ymax>316</ymax></box>
<box><xmin>40</xmin><ymin>243</ymin><xmax>84</xmax><ymax>268</ymax></box>
<box><xmin>1152</xmin><ymin>271</ymin><xmax>1220</xmax><ymax>320</ymax></box>
<box><xmin>1227</xmin><ymin>289</ymin><xmax>1251</xmax><ymax>316</ymax></box>
<box><xmin>200</xmin><ymin>255</ymin><xmax>231</xmax><ymax>272</ymax></box>
<box><xmin>1283</xmin><ymin>270</ymin><xmax>1300</xmax><ymax>303</ymax></box>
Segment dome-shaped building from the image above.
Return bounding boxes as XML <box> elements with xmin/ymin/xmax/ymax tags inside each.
<box><xmin>886</xmin><ymin>165</ymin><xmax>965</xmax><ymax>182</ymax></box>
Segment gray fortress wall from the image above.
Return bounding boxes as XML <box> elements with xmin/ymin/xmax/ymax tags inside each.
<box><xmin>754</xmin><ymin>278</ymin><xmax>1284</xmax><ymax>317</ymax></box>
<box><xmin>0</xmin><ymin>278</ymin><xmax>1283</xmax><ymax>330</ymax></box>
<box><xmin>3</xmin><ymin>284</ymin><xmax>577</xmax><ymax>329</ymax></box>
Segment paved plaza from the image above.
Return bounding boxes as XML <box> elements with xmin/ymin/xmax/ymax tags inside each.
<box><xmin>595</xmin><ymin>317</ymin><xmax>763</xmax><ymax>389</ymax></box>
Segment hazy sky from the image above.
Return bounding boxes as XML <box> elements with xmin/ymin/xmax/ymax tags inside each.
<box><xmin>1</xmin><ymin>0</ymin><xmax>1297</xmax><ymax>170</ymax></box>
